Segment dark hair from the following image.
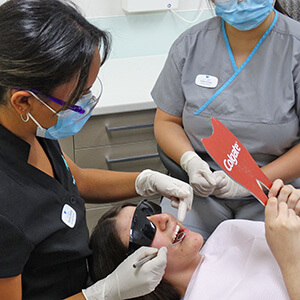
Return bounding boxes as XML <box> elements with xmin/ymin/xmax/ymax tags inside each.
<box><xmin>0</xmin><ymin>0</ymin><xmax>111</xmax><ymax>107</ymax></box>
<box><xmin>88</xmin><ymin>203</ymin><xmax>181</xmax><ymax>300</ymax></box>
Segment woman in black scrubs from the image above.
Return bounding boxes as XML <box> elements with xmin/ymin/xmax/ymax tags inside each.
<box><xmin>0</xmin><ymin>0</ymin><xmax>193</xmax><ymax>299</ymax></box>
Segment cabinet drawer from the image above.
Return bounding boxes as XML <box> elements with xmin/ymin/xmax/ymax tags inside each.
<box><xmin>74</xmin><ymin>109</ymin><xmax>156</xmax><ymax>149</ymax></box>
<box><xmin>75</xmin><ymin>140</ymin><xmax>166</xmax><ymax>172</ymax></box>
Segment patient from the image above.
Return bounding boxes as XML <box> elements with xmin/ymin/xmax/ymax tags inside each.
<box><xmin>89</xmin><ymin>180</ymin><xmax>300</xmax><ymax>300</ymax></box>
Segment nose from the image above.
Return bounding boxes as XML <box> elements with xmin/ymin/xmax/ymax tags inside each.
<box><xmin>148</xmin><ymin>213</ymin><xmax>170</xmax><ymax>232</ymax></box>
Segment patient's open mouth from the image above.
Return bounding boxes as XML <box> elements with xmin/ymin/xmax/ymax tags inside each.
<box><xmin>172</xmin><ymin>225</ymin><xmax>185</xmax><ymax>243</ymax></box>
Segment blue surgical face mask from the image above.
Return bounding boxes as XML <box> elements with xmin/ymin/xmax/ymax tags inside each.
<box><xmin>215</xmin><ymin>0</ymin><xmax>274</xmax><ymax>31</ymax></box>
<box><xmin>28</xmin><ymin>92</ymin><xmax>95</xmax><ymax>140</ymax></box>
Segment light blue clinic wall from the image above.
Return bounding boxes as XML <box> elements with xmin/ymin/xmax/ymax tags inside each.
<box><xmin>89</xmin><ymin>10</ymin><xmax>213</xmax><ymax>59</ymax></box>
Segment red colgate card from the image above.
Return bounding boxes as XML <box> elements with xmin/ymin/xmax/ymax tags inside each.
<box><xmin>202</xmin><ymin>117</ymin><xmax>272</xmax><ymax>206</ymax></box>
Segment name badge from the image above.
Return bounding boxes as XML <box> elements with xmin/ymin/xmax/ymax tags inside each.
<box><xmin>195</xmin><ymin>74</ymin><xmax>218</xmax><ymax>88</ymax></box>
<box><xmin>61</xmin><ymin>204</ymin><xmax>76</xmax><ymax>228</ymax></box>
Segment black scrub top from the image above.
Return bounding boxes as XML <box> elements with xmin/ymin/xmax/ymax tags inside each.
<box><xmin>0</xmin><ymin>124</ymin><xmax>92</xmax><ymax>299</ymax></box>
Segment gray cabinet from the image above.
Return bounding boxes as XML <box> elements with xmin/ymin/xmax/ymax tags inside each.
<box><xmin>59</xmin><ymin>108</ymin><xmax>165</xmax><ymax>233</ymax></box>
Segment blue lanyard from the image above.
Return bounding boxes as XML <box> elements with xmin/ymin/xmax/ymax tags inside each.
<box><xmin>193</xmin><ymin>10</ymin><xmax>278</xmax><ymax>115</ymax></box>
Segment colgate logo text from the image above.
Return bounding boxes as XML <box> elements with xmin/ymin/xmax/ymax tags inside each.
<box><xmin>223</xmin><ymin>142</ymin><xmax>241</xmax><ymax>172</ymax></box>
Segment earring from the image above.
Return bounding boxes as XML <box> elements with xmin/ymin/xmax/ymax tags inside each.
<box><xmin>20</xmin><ymin>113</ymin><xmax>29</xmax><ymax>122</ymax></box>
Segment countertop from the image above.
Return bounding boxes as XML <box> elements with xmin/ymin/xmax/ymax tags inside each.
<box><xmin>92</xmin><ymin>54</ymin><xmax>167</xmax><ymax>116</ymax></box>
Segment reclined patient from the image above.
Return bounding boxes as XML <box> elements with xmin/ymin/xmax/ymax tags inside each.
<box><xmin>88</xmin><ymin>181</ymin><xmax>300</xmax><ymax>300</ymax></box>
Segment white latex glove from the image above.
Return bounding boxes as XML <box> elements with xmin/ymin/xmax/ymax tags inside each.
<box><xmin>180</xmin><ymin>151</ymin><xmax>216</xmax><ymax>197</ymax></box>
<box><xmin>213</xmin><ymin>170</ymin><xmax>251</xmax><ymax>198</ymax></box>
<box><xmin>135</xmin><ymin>169</ymin><xmax>193</xmax><ymax>222</ymax></box>
<box><xmin>82</xmin><ymin>246</ymin><xmax>167</xmax><ymax>300</ymax></box>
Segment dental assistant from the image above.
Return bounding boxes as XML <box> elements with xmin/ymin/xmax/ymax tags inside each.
<box><xmin>152</xmin><ymin>0</ymin><xmax>300</xmax><ymax>239</ymax></box>
<box><xmin>0</xmin><ymin>1</ymin><xmax>193</xmax><ymax>299</ymax></box>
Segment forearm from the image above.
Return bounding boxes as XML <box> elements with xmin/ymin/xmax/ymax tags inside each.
<box><xmin>265</xmin><ymin>198</ymin><xmax>300</xmax><ymax>300</ymax></box>
<box><xmin>154</xmin><ymin>108</ymin><xmax>194</xmax><ymax>164</ymax></box>
<box><xmin>76</xmin><ymin>168</ymin><xmax>139</xmax><ymax>203</ymax></box>
<box><xmin>280</xmin><ymin>266</ymin><xmax>300</xmax><ymax>300</ymax></box>
<box><xmin>64</xmin><ymin>154</ymin><xmax>139</xmax><ymax>203</ymax></box>
<box><xmin>65</xmin><ymin>292</ymin><xmax>86</xmax><ymax>300</ymax></box>
<box><xmin>261</xmin><ymin>144</ymin><xmax>300</xmax><ymax>183</ymax></box>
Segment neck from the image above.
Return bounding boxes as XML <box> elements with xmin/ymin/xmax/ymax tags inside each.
<box><xmin>0</xmin><ymin>105</ymin><xmax>36</xmax><ymax>145</ymax></box>
<box><xmin>225</xmin><ymin>10</ymin><xmax>275</xmax><ymax>50</ymax></box>
<box><xmin>164</xmin><ymin>254</ymin><xmax>203</xmax><ymax>297</ymax></box>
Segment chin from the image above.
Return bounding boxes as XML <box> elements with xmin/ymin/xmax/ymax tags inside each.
<box><xmin>188</xmin><ymin>231</ymin><xmax>204</xmax><ymax>252</ymax></box>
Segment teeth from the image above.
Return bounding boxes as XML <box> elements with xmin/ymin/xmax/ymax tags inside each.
<box><xmin>172</xmin><ymin>225</ymin><xmax>180</xmax><ymax>242</ymax></box>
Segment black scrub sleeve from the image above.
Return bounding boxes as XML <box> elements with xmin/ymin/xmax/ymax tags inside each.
<box><xmin>0</xmin><ymin>214</ymin><xmax>34</xmax><ymax>277</ymax></box>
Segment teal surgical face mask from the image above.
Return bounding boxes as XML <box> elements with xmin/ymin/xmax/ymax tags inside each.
<box><xmin>215</xmin><ymin>0</ymin><xmax>274</xmax><ymax>31</ymax></box>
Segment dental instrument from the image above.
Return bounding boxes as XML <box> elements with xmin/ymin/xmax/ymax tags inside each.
<box><xmin>133</xmin><ymin>231</ymin><xmax>185</xmax><ymax>268</ymax></box>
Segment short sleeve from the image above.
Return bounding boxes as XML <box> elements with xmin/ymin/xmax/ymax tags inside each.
<box><xmin>295</xmin><ymin>49</ymin><xmax>300</xmax><ymax>119</ymax></box>
<box><xmin>151</xmin><ymin>41</ymin><xmax>187</xmax><ymax>117</ymax></box>
<box><xmin>0</xmin><ymin>215</ymin><xmax>34</xmax><ymax>277</ymax></box>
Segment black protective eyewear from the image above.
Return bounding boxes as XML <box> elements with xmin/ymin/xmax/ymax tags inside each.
<box><xmin>127</xmin><ymin>199</ymin><xmax>161</xmax><ymax>255</ymax></box>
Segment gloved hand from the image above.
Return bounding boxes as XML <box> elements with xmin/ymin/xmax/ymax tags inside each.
<box><xmin>180</xmin><ymin>151</ymin><xmax>216</xmax><ymax>197</ymax></box>
<box><xmin>135</xmin><ymin>169</ymin><xmax>193</xmax><ymax>222</ymax></box>
<box><xmin>82</xmin><ymin>246</ymin><xmax>167</xmax><ymax>300</ymax></box>
<box><xmin>213</xmin><ymin>170</ymin><xmax>250</xmax><ymax>198</ymax></box>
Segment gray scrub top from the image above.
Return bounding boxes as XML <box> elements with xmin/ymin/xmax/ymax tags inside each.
<box><xmin>152</xmin><ymin>12</ymin><xmax>300</xmax><ymax>186</ymax></box>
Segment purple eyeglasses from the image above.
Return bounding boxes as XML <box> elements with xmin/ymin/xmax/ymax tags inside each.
<box><xmin>12</xmin><ymin>77</ymin><xmax>103</xmax><ymax>116</ymax></box>
<box><xmin>29</xmin><ymin>88</ymin><xmax>86</xmax><ymax>114</ymax></box>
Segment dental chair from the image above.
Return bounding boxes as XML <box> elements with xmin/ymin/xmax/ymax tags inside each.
<box><xmin>157</xmin><ymin>144</ymin><xmax>189</xmax><ymax>183</ymax></box>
